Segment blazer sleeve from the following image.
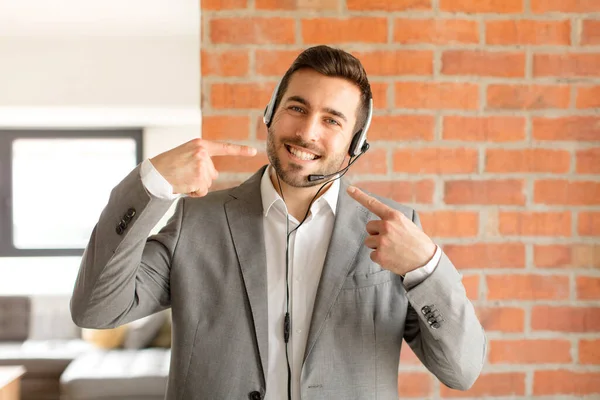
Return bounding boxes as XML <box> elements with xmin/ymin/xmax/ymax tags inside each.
<box><xmin>70</xmin><ymin>164</ymin><xmax>182</xmax><ymax>329</ymax></box>
<box><xmin>402</xmin><ymin>210</ymin><xmax>487</xmax><ymax>391</ymax></box>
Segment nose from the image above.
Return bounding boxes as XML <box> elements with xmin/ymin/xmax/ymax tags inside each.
<box><xmin>295</xmin><ymin>114</ymin><xmax>321</xmax><ymax>143</ymax></box>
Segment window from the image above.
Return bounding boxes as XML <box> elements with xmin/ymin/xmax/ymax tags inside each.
<box><xmin>0</xmin><ymin>129</ymin><xmax>142</xmax><ymax>257</ymax></box>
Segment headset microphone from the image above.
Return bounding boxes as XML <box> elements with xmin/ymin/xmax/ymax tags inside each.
<box><xmin>307</xmin><ymin>142</ymin><xmax>370</xmax><ymax>182</ymax></box>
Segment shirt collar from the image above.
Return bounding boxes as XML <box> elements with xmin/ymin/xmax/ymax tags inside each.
<box><xmin>260</xmin><ymin>165</ymin><xmax>339</xmax><ymax>218</ymax></box>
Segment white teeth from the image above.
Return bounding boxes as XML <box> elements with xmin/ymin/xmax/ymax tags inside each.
<box><xmin>289</xmin><ymin>146</ymin><xmax>317</xmax><ymax>161</ymax></box>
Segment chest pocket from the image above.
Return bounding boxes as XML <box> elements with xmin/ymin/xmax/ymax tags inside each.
<box><xmin>342</xmin><ymin>268</ymin><xmax>394</xmax><ymax>289</ymax></box>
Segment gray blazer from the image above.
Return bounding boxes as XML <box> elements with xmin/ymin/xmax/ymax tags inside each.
<box><xmin>71</xmin><ymin>165</ymin><xmax>486</xmax><ymax>400</ymax></box>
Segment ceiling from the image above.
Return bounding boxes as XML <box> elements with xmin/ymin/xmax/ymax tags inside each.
<box><xmin>0</xmin><ymin>0</ymin><xmax>199</xmax><ymax>36</ymax></box>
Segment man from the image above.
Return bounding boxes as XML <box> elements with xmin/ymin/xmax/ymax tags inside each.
<box><xmin>71</xmin><ymin>45</ymin><xmax>486</xmax><ymax>400</ymax></box>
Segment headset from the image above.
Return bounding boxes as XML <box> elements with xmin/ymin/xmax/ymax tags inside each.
<box><xmin>263</xmin><ymin>75</ymin><xmax>373</xmax><ymax>400</ymax></box>
<box><xmin>263</xmin><ymin>78</ymin><xmax>373</xmax><ymax>169</ymax></box>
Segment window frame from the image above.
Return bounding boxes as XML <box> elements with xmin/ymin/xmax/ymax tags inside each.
<box><xmin>0</xmin><ymin>129</ymin><xmax>143</xmax><ymax>257</ymax></box>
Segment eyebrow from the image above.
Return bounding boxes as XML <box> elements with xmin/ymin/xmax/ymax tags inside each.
<box><xmin>285</xmin><ymin>95</ymin><xmax>348</xmax><ymax>123</ymax></box>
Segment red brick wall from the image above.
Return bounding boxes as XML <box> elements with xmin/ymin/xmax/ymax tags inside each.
<box><xmin>200</xmin><ymin>0</ymin><xmax>600</xmax><ymax>397</ymax></box>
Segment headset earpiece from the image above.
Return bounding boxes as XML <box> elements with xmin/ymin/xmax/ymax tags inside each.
<box><xmin>263</xmin><ymin>79</ymin><xmax>282</xmax><ymax>128</ymax></box>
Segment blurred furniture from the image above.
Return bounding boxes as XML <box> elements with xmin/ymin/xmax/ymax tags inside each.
<box><xmin>0</xmin><ymin>366</ymin><xmax>26</xmax><ymax>400</ymax></box>
<box><xmin>0</xmin><ymin>296</ymin><xmax>170</xmax><ymax>400</ymax></box>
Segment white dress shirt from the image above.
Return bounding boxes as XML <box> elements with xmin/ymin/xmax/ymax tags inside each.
<box><xmin>139</xmin><ymin>159</ymin><xmax>441</xmax><ymax>400</ymax></box>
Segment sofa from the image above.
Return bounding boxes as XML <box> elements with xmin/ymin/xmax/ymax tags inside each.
<box><xmin>0</xmin><ymin>295</ymin><xmax>170</xmax><ymax>400</ymax></box>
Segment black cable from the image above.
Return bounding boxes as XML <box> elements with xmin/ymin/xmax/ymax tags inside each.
<box><xmin>274</xmin><ymin>156</ymin><xmax>355</xmax><ymax>400</ymax></box>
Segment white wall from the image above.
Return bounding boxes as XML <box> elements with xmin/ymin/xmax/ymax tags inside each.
<box><xmin>0</xmin><ymin>36</ymin><xmax>199</xmax><ymax>108</ymax></box>
<box><xmin>0</xmin><ymin>23</ymin><xmax>200</xmax><ymax>295</ymax></box>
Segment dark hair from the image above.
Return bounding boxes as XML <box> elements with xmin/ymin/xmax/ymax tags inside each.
<box><xmin>273</xmin><ymin>45</ymin><xmax>372</xmax><ymax>133</ymax></box>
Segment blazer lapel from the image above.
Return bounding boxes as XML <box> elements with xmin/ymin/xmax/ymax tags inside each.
<box><xmin>225</xmin><ymin>167</ymin><xmax>269</xmax><ymax>384</ymax></box>
<box><xmin>303</xmin><ymin>180</ymin><xmax>369</xmax><ymax>363</ymax></box>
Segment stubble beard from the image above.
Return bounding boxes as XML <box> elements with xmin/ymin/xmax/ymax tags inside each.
<box><xmin>266</xmin><ymin>126</ymin><xmax>346</xmax><ymax>188</ymax></box>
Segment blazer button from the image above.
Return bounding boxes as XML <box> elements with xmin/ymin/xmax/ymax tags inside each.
<box><xmin>126</xmin><ymin>208</ymin><xmax>136</xmax><ymax>218</ymax></box>
<box><xmin>116</xmin><ymin>225</ymin><xmax>124</xmax><ymax>235</ymax></box>
<box><xmin>421</xmin><ymin>306</ymin><xmax>431</xmax><ymax>315</ymax></box>
<box><xmin>249</xmin><ymin>391</ymin><xmax>262</xmax><ymax>400</ymax></box>
<box><xmin>431</xmin><ymin>322</ymin><xmax>441</xmax><ymax>329</ymax></box>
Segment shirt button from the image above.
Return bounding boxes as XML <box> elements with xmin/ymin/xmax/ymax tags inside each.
<box><xmin>296</xmin><ymin>329</ymin><xmax>302</xmax><ymax>334</ymax></box>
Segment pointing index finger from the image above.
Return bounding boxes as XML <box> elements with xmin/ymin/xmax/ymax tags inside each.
<box><xmin>347</xmin><ymin>186</ymin><xmax>395</xmax><ymax>220</ymax></box>
<box><xmin>203</xmin><ymin>140</ymin><xmax>258</xmax><ymax>157</ymax></box>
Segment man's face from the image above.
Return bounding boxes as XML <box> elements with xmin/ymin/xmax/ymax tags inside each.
<box><xmin>266</xmin><ymin>68</ymin><xmax>362</xmax><ymax>188</ymax></box>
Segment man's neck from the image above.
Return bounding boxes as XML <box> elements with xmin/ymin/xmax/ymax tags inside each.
<box><xmin>269</xmin><ymin>169</ymin><xmax>333</xmax><ymax>221</ymax></box>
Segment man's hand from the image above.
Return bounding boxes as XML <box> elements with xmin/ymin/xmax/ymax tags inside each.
<box><xmin>150</xmin><ymin>138</ymin><xmax>257</xmax><ymax>197</ymax></box>
<box><xmin>347</xmin><ymin>186</ymin><xmax>436</xmax><ymax>276</ymax></box>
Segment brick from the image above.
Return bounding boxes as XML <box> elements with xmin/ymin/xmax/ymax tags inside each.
<box><xmin>255</xmin><ymin>50</ymin><xmax>300</xmax><ymax>76</ymax></box>
<box><xmin>440</xmin><ymin>373</ymin><xmax>526</xmax><ymax>398</ymax></box>
<box><xmin>487</xmin><ymin>274</ymin><xmax>570</xmax><ymax>300</ymax></box>
<box><xmin>499</xmin><ymin>211</ymin><xmax>571</xmax><ymax>236</ymax></box>
<box><xmin>486</xmin><ymin>149</ymin><xmax>570</xmax><ymax>173</ymax></box>
<box><xmin>211</xmin><ymin>83</ymin><xmax>275</xmax><ymax>109</ymax></box>
<box><xmin>348</xmin><ymin>0</ymin><xmax>431</xmax><ymax>10</ymax></box>
<box><xmin>580</xmin><ymin>339</ymin><xmax>600</xmax><ymax>364</ymax></box>
<box><xmin>302</xmin><ymin>18</ymin><xmax>387</xmax><ymax>44</ymax></box>
<box><xmin>212</xmin><ymin>152</ymin><xmax>269</xmax><ymax>173</ymax></box>
<box><xmin>393</xmin><ymin>19</ymin><xmax>479</xmax><ymax>44</ymax></box>
<box><xmin>582</xmin><ymin>20</ymin><xmax>600</xmax><ymax>45</ymax></box>
<box><xmin>532</xmin><ymin>306</ymin><xmax>600</xmax><ymax>332</ymax></box>
<box><xmin>355</xmin><ymin>180</ymin><xmax>435</xmax><ymax>204</ymax></box>
<box><xmin>202</xmin><ymin>0</ymin><xmax>246</xmax><ymax>10</ymax></box>
<box><xmin>440</xmin><ymin>0</ymin><xmax>523</xmax><ymax>13</ymax></box>
<box><xmin>256</xmin><ymin>0</ymin><xmax>338</xmax><ymax>10</ymax></box>
<box><xmin>578</xmin><ymin>277</ymin><xmax>600</xmax><ymax>300</ymax></box>
<box><xmin>535</xmin><ymin>244</ymin><xmax>600</xmax><ymax>268</ymax></box>
<box><xmin>354</xmin><ymin>50</ymin><xmax>433</xmax><ymax>76</ymax></box>
<box><xmin>393</xmin><ymin>148</ymin><xmax>478</xmax><ymax>174</ymax></box>
<box><xmin>579</xmin><ymin>212</ymin><xmax>600</xmax><ymax>236</ymax></box>
<box><xmin>533</xmin><ymin>370</ymin><xmax>600</xmax><ymax>396</ymax></box>
<box><xmin>535</xmin><ymin>180</ymin><xmax>600</xmax><ymax>205</ymax></box>
<box><xmin>445</xmin><ymin>180</ymin><xmax>525</xmax><ymax>205</ymax></box>
<box><xmin>419</xmin><ymin>211</ymin><xmax>479</xmax><ymax>237</ymax></box>
<box><xmin>443</xmin><ymin>116</ymin><xmax>525</xmax><ymax>142</ymax></box>
<box><xmin>532</xmin><ymin>0</ymin><xmax>600</xmax><ymax>13</ymax></box>
<box><xmin>476</xmin><ymin>307</ymin><xmax>525</xmax><ymax>333</ymax></box>
<box><xmin>487</xmin><ymin>84</ymin><xmax>570</xmax><ymax>110</ymax></box>
<box><xmin>202</xmin><ymin>116</ymin><xmax>250</xmax><ymax>141</ymax></box>
<box><xmin>399</xmin><ymin>341</ymin><xmax>421</xmax><ymax>365</ymax></box>
<box><xmin>209</xmin><ymin>180</ymin><xmax>243</xmax><ymax>193</ymax></box>
<box><xmin>462</xmin><ymin>274</ymin><xmax>480</xmax><ymax>300</ymax></box>
<box><xmin>397</xmin><ymin>372</ymin><xmax>433</xmax><ymax>397</ymax></box>
<box><xmin>201</xmin><ymin>50</ymin><xmax>249</xmax><ymax>77</ymax></box>
<box><xmin>486</xmin><ymin>20</ymin><xmax>570</xmax><ymax>45</ymax></box>
<box><xmin>533</xmin><ymin>117</ymin><xmax>600</xmax><ymax>141</ymax></box>
<box><xmin>577</xmin><ymin>86</ymin><xmax>600</xmax><ymax>108</ymax></box>
<box><xmin>534</xmin><ymin>54</ymin><xmax>600</xmax><ymax>77</ymax></box>
<box><xmin>442</xmin><ymin>50</ymin><xmax>526</xmax><ymax>77</ymax></box>
<box><xmin>346</xmin><ymin>148</ymin><xmax>387</xmax><ymax>175</ymax></box>
<box><xmin>490</xmin><ymin>339</ymin><xmax>572</xmax><ymax>364</ymax></box>
<box><xmin>395</xmin><ymin>82</ymin><xmax>478</xmax><ymax>110</ymax></box>
<box><xmin>210</xmin><ymin>18</ymin><xmax>295</xmax><ymax>44</ymax></box>
<box><xmin>368</xmin><ymin>115</ymin><xmax>434</xmax><ymax>141</ymax></box>
<box><xmin>444</xmin><ymin>243</ymin><xmax>525</xmax><ymax>269</ymax></box>
<box><xmin>371</xmin><ymin>82</ymin><xmax>389</xmax><ymax>109</ymax></box>
<box><xmin>577</xmin><ymin>148</ymin><xmax>600</xmax><ymax>173</ymax></box>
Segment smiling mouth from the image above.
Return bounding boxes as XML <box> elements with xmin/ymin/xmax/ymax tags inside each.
<box><xmin>285</xmin><ymin>144</ymin><xmax>321</xmax><ymax>161</ymax></box>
